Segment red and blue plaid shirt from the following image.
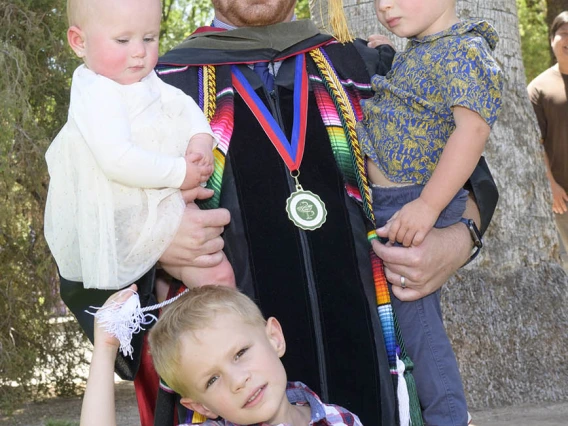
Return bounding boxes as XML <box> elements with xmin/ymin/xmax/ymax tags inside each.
<box><xmin>181</xmin><ymin>381</ymin><xmax>363</xmax><ymax>426</ymax></box>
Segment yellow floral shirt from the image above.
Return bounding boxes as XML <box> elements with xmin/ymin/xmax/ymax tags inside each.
<box><xmin>358</xmin><ymin>20</ymin><xmax>503</xmax><ymax>184</ymax></box>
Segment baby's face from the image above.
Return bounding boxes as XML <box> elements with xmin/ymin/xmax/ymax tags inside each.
<box><xmin>374</xmin><ymin>0</ymin><xmax>457</xmax><ymax>39</ymax></box>
<box><xmin>178</xmin><ymin>314</ymin><xmax>290</xmax><ymax>425</ymax></box>
<box><xmin>77</xmin><ymin>0</ymin><xmax>161</xmax><ymax>85</ymax></box>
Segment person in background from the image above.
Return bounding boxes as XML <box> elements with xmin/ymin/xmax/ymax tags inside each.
<box><xmin>527</xmin><ymin>10</ymin><xmax>568</xmax><ymax>271</ymax></box>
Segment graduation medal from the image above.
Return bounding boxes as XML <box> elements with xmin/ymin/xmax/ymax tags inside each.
<box><xmin>232</xmin><ymin>54</ymin><xmax>327</xmax><ymax>230</ymax></box>
<box><xmin>285</xmin><ymin>172</ymin><xmax>327</xmax><ymax>230</ymax></box>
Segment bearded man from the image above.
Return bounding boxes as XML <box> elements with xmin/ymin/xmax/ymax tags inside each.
<box><xmin>60</xmin><ymin>1</ymin><xmax>498</xmax><ymax>425</ymax></box>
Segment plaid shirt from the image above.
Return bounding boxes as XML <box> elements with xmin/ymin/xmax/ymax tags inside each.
<box><xmin>181</xmin><ymin>381</ymin><xmax>363</xmax><ymax>426</ymax></box>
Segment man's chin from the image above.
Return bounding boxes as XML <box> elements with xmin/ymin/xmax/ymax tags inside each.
<box><xmin>239</xmin><ymin>12</ymin><xmax>293</xmax><ymax>27</ymax></box>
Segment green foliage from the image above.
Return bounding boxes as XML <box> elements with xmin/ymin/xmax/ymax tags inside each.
<box><xmin>160</xmin><ymin>0</ymin><xmax>214</xmax><ymax>54</ymax></box>
<box><xmin>296</xmin><ymin>0</ymin><xmax>311</xmax><ymax>19</ymax></box>
<box><xmin>0</xmin><ymin>0</ymin><xmax>87</xmax><ymax>413</ymax></box>
<box><xmin>45</xmin><ymin>420</ymin><xmax>80</xmax><ymax>426</ymax></box>
<box><xmin>517</xmin><ymin>0</ymin><xmax>551</xmax><ymax>82</ymax></box>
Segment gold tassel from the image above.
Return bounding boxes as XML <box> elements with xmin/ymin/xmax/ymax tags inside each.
<box><xmin>328</xmin><ymin>0</ymin><xmax>354</xmax><ymax>43</ymax></box>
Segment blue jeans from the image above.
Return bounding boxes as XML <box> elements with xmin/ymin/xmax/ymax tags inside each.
<box><xmin>372</xmin><ymin>184</ymin><xmax>470</xmax><ymax>426</ymax></box>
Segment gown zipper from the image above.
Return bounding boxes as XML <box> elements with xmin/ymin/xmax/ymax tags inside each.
<box><xmin>262</xmin><ymin>65</ymin><xmax>329</xmax><ymax>400</ymax></box>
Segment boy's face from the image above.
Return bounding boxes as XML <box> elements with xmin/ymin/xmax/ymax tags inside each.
<box><xmin>69</xmin><ymin>0</ymin><xmax>161</xmax><ymax>85</ymax></box>
<box><xmin>374</xmin><ymin>0</ymin><xmax>457</xmax><ymax>39</ymax></box>
<box><xmin>179</xmin><ymin>313</ymin><xmax>290</xmax><ymax>425</ymax></box>
<box><xmin>552</xmin><ymin>23</ymin><xmax>568</xmax><ymax>63</ymax></box>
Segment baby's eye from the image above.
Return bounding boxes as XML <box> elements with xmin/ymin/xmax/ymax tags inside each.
<box><xmin>116</xmin><ymin>39</ymin><xmax>129</xmax><ymax>44</ymax></box>
<box><xmin>206</xmin><ymin>375</ymin><xmax>219</xmax><ymax>388</ymax></box>
<box><xmin>235</xmin><ymin>347</ymin><xmax>249</xmax><ymax>360</ymax></box>
<box><xmin>144</xmin><ymin>36</ymin><xmax>156</xmax><ymax>43</ymax></box>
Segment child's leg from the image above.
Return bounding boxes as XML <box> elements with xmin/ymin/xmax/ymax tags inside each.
<box><xmin>162</xmin><ymin>251</ymin><xmax>235</xmax><ymax>288</ymax></box>
<box><xmin>372</xmin><ymin>186</ymin><xmax>469</xmax><ymax>425</ymax></box>
<box><xmin>392</xmin><ymin>291</ymin><xmax>468</xmax><ymax>426</ymax></box>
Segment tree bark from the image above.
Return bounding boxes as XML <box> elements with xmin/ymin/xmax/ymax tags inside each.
<box><xmin>310</xmin><ymin>0</ymin><xmax>568</xmax><ymax>411</ymax></box>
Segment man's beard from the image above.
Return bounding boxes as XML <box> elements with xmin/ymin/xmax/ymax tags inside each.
<box><xmin>211</xmin><ymin>0</ymin><xmax>296</xmax><ymax>27</ymax></box>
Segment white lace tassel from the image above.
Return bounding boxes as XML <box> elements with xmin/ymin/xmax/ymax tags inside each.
<box><xmin>396</xmin><ymin>355</ymin><xmax>411</xmax><ymax>426</ymax></box>
<box><xmin>86</xmin><ymin>288</ymin><xmax>189</xmax><ymax>359</ymax></box>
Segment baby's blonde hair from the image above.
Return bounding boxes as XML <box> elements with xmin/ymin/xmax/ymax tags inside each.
<box><xmin>148</xmin><ymin>286</ymin><xmax>266</xmax><ymax>397</ymax></box>
<box><xmin>66</xmin><ymin>0</ymin><xmax>91</xmax><ymax>27</ymax></box>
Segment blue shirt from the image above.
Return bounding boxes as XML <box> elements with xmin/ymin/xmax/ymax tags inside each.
<box><xmin>358</xmin><ymin>20</ymin><xmax>503</xmax><ymax>184</ymax></box>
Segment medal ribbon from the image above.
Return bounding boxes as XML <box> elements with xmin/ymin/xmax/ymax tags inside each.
<box><xmin>231</xmin><ymin>54</ymin><xmax>308</xmax><ymax>172</ymax></box>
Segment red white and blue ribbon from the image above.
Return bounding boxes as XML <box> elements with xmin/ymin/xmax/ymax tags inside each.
<box><xmin>231</xmin><ymin>54</ymin><xmax>308</xmax><ymax>173</ymax></box>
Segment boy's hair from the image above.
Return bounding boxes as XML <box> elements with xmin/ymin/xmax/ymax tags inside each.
<box><xmin>550</xmin><ymin>11</ymin><xmax>568</xmax><ymax>40</ymax></box>
<box><xmin>148</xmin><ymin>286</ymin><xmax>266</xmax><ymax>397</ymax></box>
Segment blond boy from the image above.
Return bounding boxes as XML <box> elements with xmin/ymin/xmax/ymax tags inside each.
<box><xmin>81</xmin><ymin>285</ymin><xmax>363</xmax><ymax>426</ymax></box>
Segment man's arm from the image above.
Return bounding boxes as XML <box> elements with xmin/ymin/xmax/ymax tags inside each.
<box><xmin>543</xmin><ymin>151</ymin><xmax>568</xmax><ymax>214</ymax></box>
<box><xmin>353</xmin><ymin>38</ymin><xmax>396</xmax><ymax>77</ymax></box>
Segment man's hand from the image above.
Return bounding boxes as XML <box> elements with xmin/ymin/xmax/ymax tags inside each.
<box><xmin>160</xmin><ymin>202</ymin><xmax>230</xmax><ymax>269</ymax></box>
<box><xmin>367</xmin><ymin>34</ymin><xmax>395</xmax><ymax>49</ymax></box>
<box><xmin>551</xmin><ymin>180</ymin><xmax>568</xmax><ymax>214</ymax></box>
<box><xmin>373</xmin><ymin>223</ymin><xmax>471</xmax><ymax>301</ymax></box>
<box><xmin>180</xmin><ymin>185</ymin><xmax>214</xmax><ymax>204</ymax></box>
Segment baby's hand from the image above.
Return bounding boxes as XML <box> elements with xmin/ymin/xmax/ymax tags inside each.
<box><xmin>380</xmin><ymin>198</ymin><xmax>439</xmax><ymax>247</ymax></box>
<box><xmin>181</xmin><ymin>152</ymin><xmax>213</xmax><ymax>189</ymax></box>
<box><xmin>94</xmin><ymin>284</ymin><xmax>138</xmax><ymax>350</ymax></box>
<box><xmin>181</xmin><ymin>134</ymin><xmax>215</xmax><ymax>190</ymax></box>
<box><xmin>367</xmin><ymin>34</ymin><xmax>395</xmax><ymax>49</ymax></box>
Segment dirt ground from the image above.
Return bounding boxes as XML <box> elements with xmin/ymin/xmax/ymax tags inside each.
<box><xmin>2</xmin><ymin>381</ymin><xmax>568</xmax><ymax>426</ymax></box>
<box><xmin>0</xmin><ymin>381</ymin><xmax>139</xmax><ymax>426</ymax></box>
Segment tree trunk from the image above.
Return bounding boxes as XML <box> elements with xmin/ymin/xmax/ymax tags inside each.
<box><xmin>311</xmin><ymin>0</ymin><xmax>568</xmax><ymax>411</ymax></box>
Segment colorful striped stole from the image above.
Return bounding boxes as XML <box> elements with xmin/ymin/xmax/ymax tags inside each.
<box><xmin>307</xmin><ymin>46</ymin><xmax>422</xmax><ymax>426</ymax></box>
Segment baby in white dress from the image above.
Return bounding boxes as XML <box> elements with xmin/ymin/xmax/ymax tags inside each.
<box><xmin>44</xmin><ymin>0</ymin><xmax>234</xmax><ymax>290</ymax></box>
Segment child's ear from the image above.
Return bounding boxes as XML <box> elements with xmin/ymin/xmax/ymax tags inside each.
<box><xmin>265</xmin><ymin>317</ymin><xmax>286</xmax><ymax>357</ymax></box>
<box><xmin>180</xmin><ymin>397</ymin><xmax>219</xmax><ymax>420</ymax></box>
<box><xmin>67</xmin><ymin>26</ymin><xmax>86</xmax><ymax>58</ymax></box>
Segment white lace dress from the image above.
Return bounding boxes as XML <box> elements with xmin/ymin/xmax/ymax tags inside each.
<box><xmin>44</xmin><ymin>65</ymin><xmax>214</xmax><ymax>290</ymax></box>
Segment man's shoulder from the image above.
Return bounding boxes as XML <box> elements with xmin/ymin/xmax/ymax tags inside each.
<box><xmin>319</xmin><ymin>38</ymin><xmax>392</xmax><ymax>81</ymax></box>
